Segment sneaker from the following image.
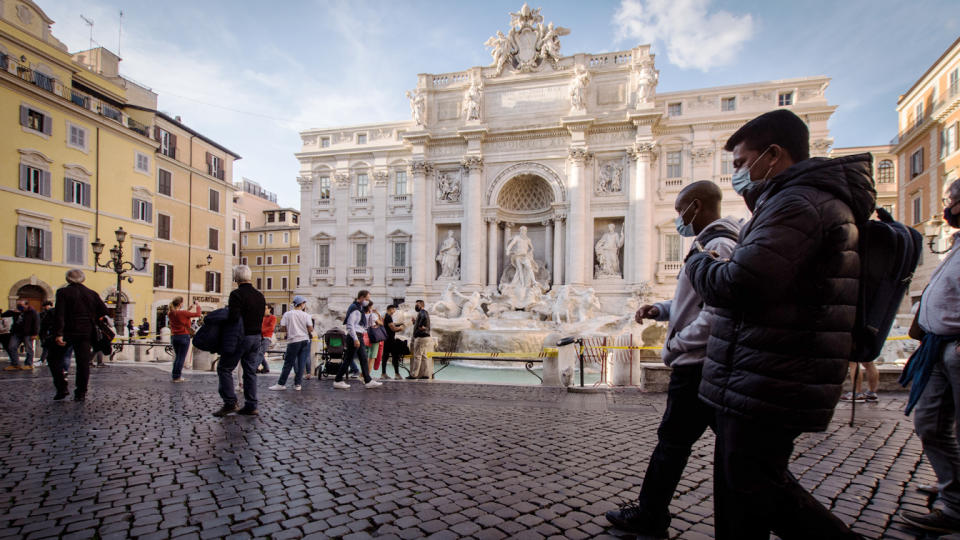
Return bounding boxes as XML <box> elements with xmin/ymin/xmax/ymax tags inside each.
<box><xmin>349</xmin><ymin>373</ymin><xmax>359</xmax><ymax>379</ymax></box>
<box><xmin>236</xmin><ymin>407</ymin><xmax>259</xmax><ymax>416</ymax></box>
<box><xmin>604</xmin><ymin>500</ymin><xmax>669</xmax><ymax>537</ymax></box>
<box><xmin>294</xmin><ymin>384</ymin><xmax>302</xmax><ymax>391</ymax></box>
<box><xmin>839</xmin><ymin>391</ymin><xmax>855</xmax><ymax>401</ymax></box>
<box><xmin>365</xmin><ymin>380</ymin><xmax>383</xmax><ymax>388</ymax></box>
<box><xmin>172</xmin><ymin>378</ymin><xmax>187</xmax><ymax>383</ymax></box>
<box><xmin>917</xmin><ymin>484</ymin><xmax>940</xmax><ymax>495</ymax></box>
<box><xmin>268</xmin><ymin>384</ymin><xmax>286</xmax><ymax>391</ymax></box>
<box><xmin>863</xmin><ymin>391</ymin><xmax>879</xmax><ymax>402</ymax></box>
<box><xmin>394</xmin><ymin>374</ymin><xmax>404</xmax><ymax>380</ymax></box>
<box><xmin>333</xmin><ymin>381</ymin><xmax>350</xmax><ymax>390</ymax></box>
<box><xmin>20</xmin><ymin>365</ymin><xmax>33</xmax><ymax>371</ymax></box>
<box><xmin>4</xmin><ymin>365</ymin><xmax>19</xmax><ymax>371</ymax></box>
<box><xmin>900</xmin><ymin>509</ymin><xmax>960</xmax><ymax>533</ymax></box>
<box><xmin>212</xmin><ymin>404</ymin><xmax>240</xmax><ymax>417</ymax></box>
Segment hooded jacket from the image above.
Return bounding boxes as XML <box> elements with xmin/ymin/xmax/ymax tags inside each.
<box><xmin>685</xmin><ymin>154</ymin><xmax>876</xmax><ymax>432</ymax></box>
<box><xmin>653</xmin><ymin>216</ymin><xmax>743</xmax><ymax>367</ymax></box>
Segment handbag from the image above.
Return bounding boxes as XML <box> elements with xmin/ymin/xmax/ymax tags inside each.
<box><xmin>369</xmin><ymin>325</ymin><xmax>387</xmax><ymax>343</ymax></box>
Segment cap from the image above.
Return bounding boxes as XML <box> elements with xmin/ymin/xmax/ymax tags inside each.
<box><xmin>293</xmin><ymin>295</ymin><xmax>307</xmax><ymax>306</ymax></box>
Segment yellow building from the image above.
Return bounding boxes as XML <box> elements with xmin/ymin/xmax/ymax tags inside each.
<box><xmin>0</xmin><ymin>1</ymin><xmax>156</xmax><ymax>329</ymax></box>
<box><xmin>149</xmin><ymin>112</ymin><xmax>240</xmax><ymax>328</ymax></box>
<box><xmin>831</xmin><ymin>145</ymin><xmax>898</xmax><ymax>218</ymax></box>
<box><xmin>240</xmin><ymin>208</ymin><xmax>300</xmax><ymax>315</ymax></box>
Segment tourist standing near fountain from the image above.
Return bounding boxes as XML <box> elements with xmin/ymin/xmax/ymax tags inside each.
<box><xmin>381</xmin><ymin>305</ymin><xmax>406</xmax><ymax>380</ymax></box>
<box><xmin>409</xmin><ymin>300</ymin><xmax>432</xmax><ymax>380</ymax></box>
<box><xmin>605</xmin><ymin>181</ymin><xmax>741</xmax><ymax>537</ymax></box>
<box><xmin>333</xmin><ymin>291</ymin><xmax>381</xmax><ymax>389</ymax></box>
<box><xmin>269</xmin><ymin>296</ymin><xmax>313</xmax><ymax>391</ymax></box>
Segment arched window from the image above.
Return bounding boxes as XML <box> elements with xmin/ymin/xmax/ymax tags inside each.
<box><xmin>877</xmin><ymin>160</ymin><xmax>894</xmax><ymax>184</ymax></box>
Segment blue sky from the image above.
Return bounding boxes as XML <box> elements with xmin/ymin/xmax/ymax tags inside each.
<box><xmin>38</xmin><ymin>0</ymin><xmax>960</xmax><ymax>207</ymax></box>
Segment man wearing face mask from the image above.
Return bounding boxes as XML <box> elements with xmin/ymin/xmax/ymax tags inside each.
<box><xmin>684</xmin><ymin>109</ymin><xmax>875</xmax><ymax>539</ymax></box>
<box><xmin>333</xmin><ymin>290</ymin><xmax>381</xmax><ymax>389</ymax></box>
<box><xmin>898</xmin><ymin>179</ymin><xmax>960</xmax><ymax>534</ymax></box>
<box><xmin>606</xmin><ymin>180</ymin><xmax>741</xmax><ymax>536</ymax></box>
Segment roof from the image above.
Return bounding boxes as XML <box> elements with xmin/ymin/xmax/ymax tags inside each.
<box><xmin>156</xmin><ymin>111</ymin><xmax>242</xmax><ymax>159</ymax></box>
<box><xmin>898</xmin><ymin>35</ymin><xmax>960</xmax><ymax>105</ymax></box>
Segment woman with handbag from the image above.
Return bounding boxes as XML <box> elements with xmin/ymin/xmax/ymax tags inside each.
<box><xmin>168</xmin><ymin>297</ymin><xmax>201</xmax><ymax>382</ymax></box>
<box><xmin>364</xmin><ymin>303</ymin><xmax>386</xmax><ymax>374</ymax></box>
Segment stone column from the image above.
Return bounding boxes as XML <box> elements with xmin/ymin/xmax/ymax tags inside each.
<box><xmin>409</xmin><ymin>161</ymin><xmax>432</xmax><ymax>288</ymax></box>
<box><xmin>372</xmin><ymin>171</ymin><xmax>389</xmax><ymax>288</ymax></box>
<box><xmin>460</xmin><ymin>156</ymin><xmax>484</xmax><ymax>288</ymax></box>
<box><xmin>566</xmin><ymin>148</ymin><xmax>592</xmax><ymax>285</ymax></box>
<box><xmin>487</xmin><ymin>218</ymin><xmax>499</xmax><ymax>288</ymax></box>
<box><xmin>552</xmin><ymin>215</ymin><xmax>564</xmax><ymax>286</ymax></box>
<box><xmin>543</xmin><ymin>219</ymin><xmax>553</xmax><ymax>285</ymax></box>
<box><xmin>296</xmin><ymin>175</ymin><xmax>314</xmax><ymax>296</ymax></box>
<box><xmin>626</xmin><ymin>143</ymin><xmax>655</xmax><ymax>285</ymax></box>
<box><xmin>333</xmin><ymin>173</ymin><xmax>351</xmax><ymax>288</ymax></box>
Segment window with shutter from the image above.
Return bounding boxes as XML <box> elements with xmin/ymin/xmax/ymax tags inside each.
<box><xmin>267</xmin><ymin>277</ymin><xmax>273</xmax><ymax>290</ymax></box>
<box><xmin>154</xmin><ymin>264</ymin><xmax>162</xmax><ymax>287</ymax></box>
<box><xmin>208</xmin><ymin>228</ymin><xmax>219</xmax><ymax>251</ymax></box>
<box><xmin>205</xmin><ymin>272</ymin><xmax>213</xmax><ymax>292</ymax></box>
<box><xmin>167</xmin><ymin>265</ymin><xmax>174</xmax><ymax>288</ymax></box>
<box><xmin>135</xmin><ymin>152</ymin><xmax>150</xmax><ymax>173</ymax></box>
<box><xmin>65</xmin><ymin>234</ymin><xmax>84</xmax><ymax>265</ymax></box>
<box><xmin>21</xmin><ymin>166</ymin><xmax>42</xmax><ymax>194</ymax></box>
<box><xmin>281</xmin><ymin>277</ymin><xmax>288</xmax><ymax>290</ymax></box>
<box><xmin>209</xmin><ymin>189</ymin><xmax>219</xmax><ymax>212</ymax></box>
<box><xmin>158</xmin><ymin>169</ymin><xmax>172</xmax><ymax>196</ymax></box>
<box><xmin>157</xmin><ymin>214</ymin><xmax>171</xmax><ymax>240</ymax></box>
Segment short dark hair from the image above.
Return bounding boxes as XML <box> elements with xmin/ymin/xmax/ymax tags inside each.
<box><xmin>387</xmin><ymin>304</ymin><xmax>398</xmax><ymax>310</ymax></box>
<box><xmin>356</xmin><ymin>289</ymin><xmax>370</xmax><ymax>300</ymax></box>
<box><xmin>42</xmin><ymin>300</ymin><xmax>53</xmax><ymax>307</ymax></box>
<box><xmin>415</xmin><ymin>299</ymin><xmax>425</xmax><ymax>305</ymax></box>
<box><xmin>268</xmin><ymin>306</ymin><xmax>274</xmax><ymax>315</ymax></box>
<box><xmin>725</xmin><ymin>109</ymin><xmax>810</xmax><ymax>162</ymax></box>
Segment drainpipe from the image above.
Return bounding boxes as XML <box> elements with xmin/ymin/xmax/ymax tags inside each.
<box><xmin>187</xmin><ymin>135</ymin><xmax>195</xmax><ymax>304</ymax></box>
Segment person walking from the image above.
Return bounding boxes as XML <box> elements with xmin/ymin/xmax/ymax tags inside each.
<box><xmin>381</xmin><ymin>304</ymin><xmax>405</xmax><ymax>380</ymax></box>
<box><xmin>898</xmin><ymin>178</ymin><xmax>960</xmax><ymax>534</ymax></box>
<box><xmin>126</xmin><ymin>319</ymin><xmax>135</xmax><ymax>338</ymax></box>
<box><xmin>683</xmin><ymin>109</ymin><xmax>872</xmax><ymax>539</ymax></box>
<box><xmin>333</xmin><ymin>290</ymin><xmax>381</xmax><ymax>390</ymax></box>
<box><xmin>137</xmin><ymin>318</ymin><xmax>150</xmax><ymax>337</ymax></box>
<box><xmin>269</xmin><ymin>296</ymin><xmax>314</xmax><ymax>391</ymax></box>
<box><xmin>605</xmin><ymin>181</ymin><xmax>741</xmax><ymax>536</ymax></box>
<box><xmin>213</xmin><ymin>265</ymin><xmax>265</xmax><ymax>417</ymax></box>
<box><xmin>258</xmin><ymin>306</ymin><xmax>276</xmax><ymax>374</ymax></box>
<box><xmin>3</xmin><ymin>298</ymin><xmax>39</xmax><ymax>371</ymax></box>
<box><xmin>408</xmin><ymin>300</ymin><xmax>432</xmax><ymax>380</ymax></box>
<box><xmin>167</xmin><ymin>297</ymin><xmax>201</xmax><ymax>382</ymax></box>
<box><xmin>48</xmin><ymin>269</ymin><xmax>108</xmax><ymax>401</ymax></box>
<box><xmin>364</xmin><ymin>302</ymin><xmax>383</xmax><ymax>374</ymax></box>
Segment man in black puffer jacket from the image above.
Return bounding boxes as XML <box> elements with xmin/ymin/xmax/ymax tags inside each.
<box><xmin>685</xmin><ymin>110</ymin><xmax>875</xmax><ymax>540</ymax></box>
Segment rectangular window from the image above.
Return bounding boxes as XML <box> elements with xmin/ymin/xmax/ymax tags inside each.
<box><xmin>395</xmin><ymin>171</ymin><xmax>408</xmax><ymax>195</ymax></box>
<box><xmin>319</xmin><ymin>176</ymin><xmax>331</xmax><ymax>199</ymax></box>
<box><xmin>877</xmin><ymin>160</ymin><xmax>894</xmax><ymax>184</ymax></box>
<box><xmin>296</xmin><ymin>254</ymin><xmax>300</xmax><ymax>263</ymax></box>
<box><xmin>266</xmin><ymin>256</ymin><xmax>273</xmax><ymax>265</ymax></box>
<box><xmin>209</xmin><ymin>189</ymin><xmax>220</xmax><ymax>212</ymax></box>
<box><xmin>281</xmin><ymin>277</ymin><xmax>288</xmax><ymax>290</ymax></box>
<box><xmin>157</xmin><ymin>214</ymin><xmax>171</xmax><ymax>240</ymax></box>
<box><xmin>720</xmin><ymin>151</ymin><xmax>734</xmax><ymax>175</ymax></box>
<box><xmin>778</xmin><ymin>92</ymin><xmax>794</xmax><ymax>106</ymax></box>
<box><xmin>283</xmin><ymin>232</ymin><xmax>289</xmax><ymax>244</ymax></box>
<box><xmin>258</xmin><ymin>233</ymin><xmax>264</xmax><ymax>245</ymax></box>
<box><xmin>317</xmin><ymin>244</ymin><xmax>330</xmax><ymax>267</ymax></box>
<box><xmin>154</xmin><ymin>263</ymin><xmax>174</xmax><ymax>289</ymax></box>
<box><xmin>721</xmin><ymin>97</ymin><xmax>736</xmax><ymax>111</ymax></box>
<box><xmin>208</xmin><ymin>228</ymin><xmax>219</xmax><ymax>251</ymax></box>
<box><xmin>393</xmin><ymin>242</ymin><xmax>407</xmax><ymax>267</ymax></box>
<box><xmin>205</xmin><ymin>271</ymin><xmax>221</xmax><ymax>293</ymax></box>
<box><xmin>232</xmin><ymin>218</ymin><xmax>237</xmax><ymax>231</ymax></box>
<box><xmin>209</xmin><ymin>154</ymin><xmax>222</xmax><ymax>179</ymax></box>
<box><xmin>241</xmin><ymin>257</ymin><xmax>248</xmax><ymax>265</ymax></box>
<box><xmin>281</xmin><ymin>255</ymin><xmax>288</xmax><ymax>264</ymax></box>
<box><xmin>355</xmin><ymin>243</ymin><xmax>368</xmax><ymax>267</ymax></box>
<box><xmin>296</xmin><ymin>277</ymin><xmax>300</xmax><ymax>287</ymax></box>
<box><xmin>267</xmin><ymin>213</ymin><xmax>275</xmax><ymax>223</ymax></box>
<box><xmin>64</xmin><ymin>233</ymin><xmax>85</xmax><ymax>265</ymax></box>
<box><xmin>266</xmin><ymin>277</ymin><xmax>273</xmax><ymax>290</ymax></box>
<box><xmin>267</xmin><ymin>233</ymin><xmax>274</xmax><ymax>244</ymax></box>
<box><xmin>242</xmin><ymin>235</ymin><xmax>248</xmax><ymax>246</ymax></box>
<box><xmin>357</xmin><ymin>133</ymin><xmax>367</xmax><ymax>144</ymax></box>
<box><xmin>947</xmin><ymin>124</ymin><xmax>958</xmax><ymax>157</ymax></box>
<box><xmin>356</xmin><ymin>173</ymin><xmax>369</xmax><ymax>197</ymax></box>
<box><xmin>664</xmin><ymin>234</ymin><xmax>682</xmax><ymax>262</ymax></box>
<box><xmin>132</xmin><ymin>198</ymin><xmax>152</xmax><ymax>223</ymax></box>
<box><xmin>911</xmin><ymin>148</ymin><xmax>924</xmax><ymax>177</ymax></box>
<box><xmin>667</xmin><ymin>103</ymin><xmax>682</xmax><ymax>116</ymax></box>
<box><xmin>321</xmin><ymin>137</ymin><xmax>330</xmax><ymax>148</ymax></box>
<box><xmin>158</xmin><ymin>169</ymin><xmax>172</xmax><ymax>196</ymax></box>
<box><xmin>231</xmin><ymin>242</ymin><xmax>236</xmax><ymax>256</ymax></box>
<box><xmin>135</xmin><ymin>152</ymin><xmax>150</xmax><ymax>173</ymax></box>
<box><xmin>256</xmin><ymin>277</ymin><xmax>262</xmax><ymax>289</ymax></box>
<box><xmin>256</xmin><ymin>256</ymin><xmax>263</xmax><ymax>265</ymax></box>
<box><xmin>68</xmin><ymin>124</ymin><xmax>87</xmax><ymax>151</ymax></box>
<box><xmin>27</xmin><ymin>109</ymin><xmax>44</xmax><ymax>132</ymax></box>
<box><xmin>666</xmin><ymin>151</ymin><xmax>682</xmax><ymax>178</ymax></box>
<box><xmin>133</xmin><ymin>245</ymin><xmax>146</xmax><ymax>270</ymax></box>
<box><xmin>158</xmin><ymin>129</ymin><xmax>176</xmax><ymax>158</ymax></box>
<box><xmin>912</xmin><ymin>194</ymin><xmax>922</xmax><ymax>224</ymax></box>
<box><xmin>22</xmin><ymin>166</ymin><xmax>42</xmax><ymax>194</ymax></box>
<box><xmin>279</xmin><ymin>211</ymin><xmax>286</xmax><ymax>222</ymax></box>
<box><xmin>64</xmin><ymin>178</ymin><xmax>91</xmax><ymax>207</ymax></box>
<box><xmin>916</xmin><ymin>101</ymin><xmax>924</xmax><ymax>123</ymax></box>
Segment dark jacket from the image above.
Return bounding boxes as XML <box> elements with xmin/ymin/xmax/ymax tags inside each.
<box><xmin>413</xmin><ymin>309</ymin><xmax>431</xmax><ymax>338</ymax></box>
<box><xmin>39</xmin><ymin>308</ymin><xmax>56</xmax><ymax>342</ymax></box>
<box><xmin>11</xmin><ymin>306</ymin><xmax>39</xmax><ymax>337</ymax></box>
<box><xmin>53</xmin><ymin>283</ymin><xmax>108</xmax><ymax>341</ymax></box>
<box><xmin>685</xmin><ymin>154</ymin><xmax>876</xmax><ymax>432</ymax></box>
<box><xmin>227</xmin><ymin>283</ymin><xmax>265</xmax><ymax>336</ymax></box>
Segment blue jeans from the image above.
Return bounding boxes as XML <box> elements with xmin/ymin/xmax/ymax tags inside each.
<box><xmin>5</xmin><ymin>335</ymin><xmax>34</xmax><ymax>367</ymax></box>
<box><xmin>258</xmin><ymin>337</ymin><xmax>272</xmax><ymax>372</ymax></box>
<box><xmin>278</xmin><ymin>340</ymin><xmax>310</xmax><ymax>386</ymax></box>
<box><xmin>336</xmin><ymin>338</ymin><xmax>370</xmax><ymax>383</ymax></box>
<box><xmin>171</xmin><ymin>334</ymin><xmax>191</xmax><ymax>379</ymax></box>
<box><xmin>217</xmin><ymin>334</ymin><xmax>261</xmax><ymax>409</ymax></box>
<box><xmin>913</xmin><ymin>339</ymin><xmax>960</xmax><ymax>518</ymax></box>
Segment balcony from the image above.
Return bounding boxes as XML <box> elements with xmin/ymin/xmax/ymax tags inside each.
<box><xmin>388</xmin><ymin>266</ymin><xmax>410</xmax><ymax>282</ymax></box>
<box><xmin>348</xmin><ymin>266</ymin><xmax>372</xmax><ymax>284</ymax></box>
<box><xmin>656</xmin><ymin>260</ymin><xmax>683</xmax><ymax>283</ymax></box>
<box><xmin>718</xmin><ymin>175</ymin><xmax>732</xmax><ymax>185</ymax></box>
<box><xmin>313</xmin><ymin>267</ymin><xmax>332</xmax><ymax>277</ymax></box>
<box><xmin>351</xmin><ymin>196</ymin><xmax>370</xmax><ymax>207</ymax></box>
<box><xmin>661</xmin><ymin>177</ymin><xmax>684</xmax><ymax>193</ymax></box>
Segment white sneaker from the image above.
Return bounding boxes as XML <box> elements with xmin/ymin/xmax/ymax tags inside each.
<box><xmin>268</xmin><ymin>384</ymin><xmax>286</xmax><ymax>391</ymax></box>
<box><xmin>333</xmin><ymin>381</ymin><xmax>350</xmax><ymax>390</ymax></box>
<box><xmin>365</xmin><ymin>380</ymin><xmax>383</xmax><ymax>388</ymax></box>
<box><xmin>294</xmin><ymin>384</ymin><xmax>302</xmax><ymax>391</ymax></box>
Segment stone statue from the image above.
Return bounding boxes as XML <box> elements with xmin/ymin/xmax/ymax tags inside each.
<box><xmin>634</xmin><ymin>59</ymin><xmax>659</xmax><ymax>108</ymax></box>
<box><xmin>462</xmin><ymin>78</ymin><xmax>483</xmax><ymax>121</ymax></box>
<box><xmin>458</xmin><ymin>291</ymin><xmax>486</xmax><ymax>321</ymax></box>
<box><xmin>437</xmin><ymin>172</ymin><xmax>461</xmax><ymax>202</ymax></box>
<box><xmin>573</xmin><ymin>287</ymin><xmax>602</xmax><ymax>321</ymax></box>
<box><xmin>484</xmin><ymin>31</ymin><xmax>510</xmax><ymax>77</ymax></box>
<box><xmin>504</xmin><ymin>226</ymin><xmax>539</xmax><ymax>290</ymax></box>
<box><xmin>569</xmin><ymin>65</ymin><xmax>591</xmax><ymax>114</ymax></box>
<box><xmin>538</xmin><ymin>22</ymin><xmax>570</xmax><ymax>68</ymax></box>
<box><xmin>406</xmin><ymin>88</ymin><xmax>426</xmax><ymax>126</ymax></box>
<box><xmin>485</xmin><ymin>5</ymin><xmax>572</xmax><ymax>77</ymax></box>
<box><xmin>436</xmin><ymin>230</ymin><xmax>461</xmax><ymax>279</ymax></box>
<box><xmin>595</xmin><ymin>224</ymin><xmax>625</xmax><ymax>278</ymax></box>
<box><xmin>510</xmin><ymin>3</ymin><xmax>543</xmax><ymax>28</ymax></box>
<box><xmin>432</xmin><ymin>283</ymin><xmax>461</xmax><ymax>318</ymax></box>
<box><xmin>598</xmin><ymin>162</ymin><xmax>623</xmax><ymax>193</ymax></box>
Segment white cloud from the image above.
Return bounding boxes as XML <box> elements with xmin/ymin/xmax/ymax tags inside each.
<box><xmin>614</xmin><ymin>0</ymin><xmax>754</xmax><ymax>71</ymax></box>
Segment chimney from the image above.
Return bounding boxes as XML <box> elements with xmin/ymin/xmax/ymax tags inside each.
<box><xmin>175</xmin><ymin>115</ymin><xmax>182</xmax><ymax>122</ymax></box>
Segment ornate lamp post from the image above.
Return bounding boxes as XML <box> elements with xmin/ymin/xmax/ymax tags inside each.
<box><xmin>924</xmin><ymin>218</ymin><xmax>951</xmax><ymax>254</ymax></box>
<box><xmin>91</xmin><ymin>227</ymin><xmax>151</xmax><ymax>336</ymax></box>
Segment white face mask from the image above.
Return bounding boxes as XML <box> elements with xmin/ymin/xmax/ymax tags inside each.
<box><xmin>731</xmin><ymin>147</ymin><xmax>772</xmax><ymax>195</ymax></box>
<box><xmin>361</xmin><ymin>300</ymin><xmax>370</xmax><ymax>307</ymax></box>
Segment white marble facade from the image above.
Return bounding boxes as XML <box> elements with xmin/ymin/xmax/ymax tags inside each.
<box><xmin>295</xmin><ymin>5</ymin><xmax>836</xmax><ymax>311</ymax></box>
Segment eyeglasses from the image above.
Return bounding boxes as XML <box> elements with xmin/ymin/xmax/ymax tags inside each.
<box><xmin>943</xmin><ymin>197</ymin><xmax>959</xmax><ymax>207</ymax></box>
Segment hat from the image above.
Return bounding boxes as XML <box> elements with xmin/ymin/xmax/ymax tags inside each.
<box><xmin>293</xmin><ymin>295</ymin><xmax>307</xmax><ymax>306</ymax></box>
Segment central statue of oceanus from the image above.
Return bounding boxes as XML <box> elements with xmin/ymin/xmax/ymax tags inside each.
<box><xmin>498</xmin><ymin>226</ymin><xmax>550</xmax><ymax>309</ymax></box>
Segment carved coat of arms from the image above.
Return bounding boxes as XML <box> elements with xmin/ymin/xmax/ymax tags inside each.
<box><xmin>484</xmin><ymin>3</ymin><xmax>570</xmax><ymax>76</ymax></box>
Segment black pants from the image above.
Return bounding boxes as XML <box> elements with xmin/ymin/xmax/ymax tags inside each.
<box><xmin>381</xmin><ymin>339</ymin><xmax>401</xmax><ymax>376</ymax></box>
<box><xmin>336</xmin><ymin>338</ymin><xmax>370</xmax><ymax>383</ymax></box>
<box><xmin>635</xmin><ymin>364</ymin><xmax>715</xmax><ymax>529</ymax></box>
<box><xmin>713</xmin><ymin>412</ymin><xmax>859</xmax><ymax>540</ymax></box>
<box><xmin>47</xmin><ymin>338</ymin><xmax>93</xmax><ymax>398</ymax></box>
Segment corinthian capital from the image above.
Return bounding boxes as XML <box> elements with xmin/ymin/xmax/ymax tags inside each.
<box><xmin>568</xmin><ymin>147</ymin><xmax>593</xmax><ymax>164</ymax></box>
<box><xmin>409</xmin><ymin>160</ymin><xmax>433</xmax><ymax>176</ymax></box>
<box><xmin>460</xmin><ymin>155</ymin><xmax>483</xmax><ymax>172</ymax></box>
<box><xmin>296</xmin><ymin>175</ymin><xmax>313</xmax><ymax>191</ymax></box>
<box><xmin>626</xmin><ymin>142</ymin><xmax>657</xmax><ymax>161</ymax></box>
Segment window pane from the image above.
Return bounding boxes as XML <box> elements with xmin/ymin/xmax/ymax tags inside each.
<box><xmin>665</xmin><ymin>234</ymin><xmax>682</xmax><ymax>262</ymax></box>
<box><xmin>356</xmin><ymin>243</ymin><xmax>367</xmax><ymax>267</ymax></box>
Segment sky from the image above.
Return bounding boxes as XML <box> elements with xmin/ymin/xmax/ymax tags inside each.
<box><xmin>38</xmin><ymin>0</ymin><xmax>960</xmax><ymax>208</ymax></box>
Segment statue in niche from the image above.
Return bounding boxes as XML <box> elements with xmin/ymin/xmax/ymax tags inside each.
<box><xmin>569</xmin><ymin>65</ymin><xmax>591</xmax><ymax>114</ymax></box>
<box><xmin>598</xmin><ymin>162</ymin><xmax>623</xmax><ymax>193</ymax></box>
<box><xmin>498</xmin><ymin>226</ymin><xmax>550</xmax><ymax>309</ymax></box>
<box><xmin>595</xmin><ymin>224</ymin><xmax>625</xmax><ymax>278</ymax></box>
<box><xmin>406</xmin><ymin>88</ymin><xmax>426</xmax><ymax>126</ymax></box>
<box><xmin>437</xmin><ymin>172</ymin><xmax>461</xmax><ymax>202</ymax></box>
<box><xmin>484</xmin><ymin>31</ymin><xmax>510</xmax><ymax>77</ymax></box>
<box><xmin>462</xmin><ymin>78</ymin><xmax>483</xmax><ymax>121</ymax></box>
<box><xmin>436</xmin><ymin>231</ymin><xmax>461</xmax><ymax>279</ymax></box>
<box><xmin>634</xmin><ymin>58</ymin><xmax>659</xmax><ymax>108</ymax></box>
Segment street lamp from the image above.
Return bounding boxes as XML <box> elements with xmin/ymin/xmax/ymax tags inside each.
<box><xmin>195</xmin><ymin>253</ymin><xmax>213</xmax><ymax>268</ymax></box>
<box><xmin>924</xmin><ymin>218</ymin><xmax>951</xmax><ymax>254</ymax></box>
<box><xmin>91</xmin><ymin>226</ymin><xmax>150</xmax><ymax>336</ymax></box>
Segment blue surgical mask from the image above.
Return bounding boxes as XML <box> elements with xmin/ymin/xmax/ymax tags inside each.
<box><xmin>732</xmin><ymin>147</ymin><xmax>771</xmax><ymax>196</ymax></box>
<box><xmin>674</xmin><ymin>201</ymin><xmax>697</xmax><ymax>237</ymax></box>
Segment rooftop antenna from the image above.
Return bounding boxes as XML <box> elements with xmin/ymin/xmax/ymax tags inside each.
<box><xmin>80</xmin><ymin>15</ymin><xmax>94</xmax><ymax>51</ymax></box>
<box><xmin>117</xmin><ymin>10</ymin><xmax>123</xmax><ymax>57</ymax></box>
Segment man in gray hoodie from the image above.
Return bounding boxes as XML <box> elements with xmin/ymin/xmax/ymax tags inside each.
<box><xmin>606</xmin><ymin>180</ymin><xmax>741</xmax><ymax>537</ymax></box>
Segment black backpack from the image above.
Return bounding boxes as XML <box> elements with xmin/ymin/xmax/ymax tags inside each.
<box><xmin>851</xmin><ymin>207</ymin><xmax>922</xmax><ymax>363</ymax></box>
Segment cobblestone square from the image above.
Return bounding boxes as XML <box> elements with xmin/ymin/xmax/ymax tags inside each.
<box><xmin>0</xmin><ymin>366</ymin><xmax>940</xmax><ymax>539</ymax></box>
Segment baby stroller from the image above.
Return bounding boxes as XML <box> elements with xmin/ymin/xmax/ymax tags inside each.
<box><xmin>315</xmin><ymin>328</ymin><xmax>346</xmax><ymax>378</ymax></box>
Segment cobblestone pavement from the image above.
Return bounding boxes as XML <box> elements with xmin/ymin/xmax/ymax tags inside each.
<box><xmin>0</xmin><ymin>364</ymin><xmax>943</xmax><ymax>539</ymax></box>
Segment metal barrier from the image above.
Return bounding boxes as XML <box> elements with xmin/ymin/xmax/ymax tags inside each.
<box><xmin>426</xmin><ymin>351</ymin><xmax>548</xmax><ymax>381</ymax></box>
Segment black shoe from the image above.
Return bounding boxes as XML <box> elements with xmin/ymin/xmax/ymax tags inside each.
<box><xmin>417</xmin><ymin>376</ymin><xmax>431</xmax><ymax>380</ymax></box>
<box><xmin>73</xmin><ymin>394</ymin><xmax>85</xmax><ymax>402</ymax></box>
<box><xmin>212</xmin><ymin>404</ymin><xmax>240</xmax><ymax>417</ymax></box>
<box><xmin>900</xmin><ymin>509</ymin><xmax>960</xmax><ymax>533</ymax></box>
<box><xmin>236</xmin><ymin>407</ymin><xmax>259</xmax><ymax>416</ymax></box>
<box><xmin>53</xmin><ymin>392</ymin><xmax>67</xmax><ymax>401</ymax></box>
<box><xmin>605</xmin><ymin>500</ymin><xmax>669</xmax><ymax>538</ymax></box>
<box><xmin>406</xmin><ymin>376</ymin><xmax>417</xmax><ymax>380</ymax></box>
